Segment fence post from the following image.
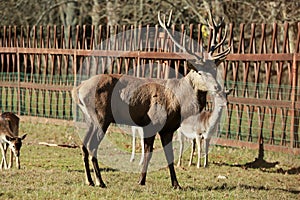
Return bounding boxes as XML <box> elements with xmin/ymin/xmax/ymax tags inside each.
<box><xmin>73</xmin><ymin>50</ymin><xmax>77</xmax><ymax>121</ymax></box>
<box><xmin>290</xmin><ymin>53</ymin><xmax>298</xmax><ymax>148</ymax></box>
<box><xmin>17</xmin><ymin>50</ymin><xmax>21</xmax><ymax>116</ymax></box>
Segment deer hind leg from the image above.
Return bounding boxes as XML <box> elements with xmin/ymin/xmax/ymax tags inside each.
<box><xmin>138</xmin><ymin>131</ymin><xmax>155</xmax><ymax>186</ymax></box>
<box><xmin>160</xmin><ymin>132</ymin><xmax>180</xmax><ymax>189</ymax></box>
<box><xmin>82</xmin><ymin>122</ymin><xmax>108</xmax><ymax>187</ymax></box>
<box><xmin>81</xmin><ymin>124</ymin><xmax>95</xmax><ymax>186</ymax></box>
<box><xmin>89</xmin><ymin>125</ymin><xmax>107</xmax><ymax>188</ymax></box>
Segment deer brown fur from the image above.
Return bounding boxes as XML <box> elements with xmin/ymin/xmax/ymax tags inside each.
<box><xmin>72</xmin><ymin>10</ymin><xmax>230</xmax><ymax>188</ymax></box>
<box><xmin>73</xmin><ymin>69</ymin><xmax>217</xmax><ymax>188</ymax></box>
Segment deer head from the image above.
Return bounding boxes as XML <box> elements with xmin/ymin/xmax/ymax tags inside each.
<box><xmin>4</xmin><ymin>134</ymin><xmax>27</xmax><ymax>157</ymax></box>
<box><xmin>158</xmin><ymin>10</ymin><xmax>230</xmax><ymax>92</ymax></box>
<box><xmin>212</xmin><ymin>88</ymin><xmax>233</xmax><ymax>108</ymax></box>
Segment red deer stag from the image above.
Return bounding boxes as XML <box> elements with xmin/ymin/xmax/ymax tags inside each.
<box><xmin>72</xmin><ymin>10</ymin><xmax>230</xmax><ymax>188</ymax></box>
<box><xmin>0</xmin><ymin>112</ymin><xmax>27</xmax><ymax>169</ymax></box>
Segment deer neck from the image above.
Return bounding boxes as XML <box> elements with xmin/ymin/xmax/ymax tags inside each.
<box><xmin>205</xmin><ymin>96</ymin><xmax>225</xmax><ymax>136</ymax></box>
<box><xmin>211</xmin><ymin>96</ymin><xmax>225</xmax><ymax>121</ymax></box>
<box><xmin>185</xmin><ymin>70</ymin><xmax>209</xmax><ymax>91</ymax></box>
<box><xmin>164</xmin><ymin>75</ymin><xmax>202</xmax><ymax>120</ymax></box>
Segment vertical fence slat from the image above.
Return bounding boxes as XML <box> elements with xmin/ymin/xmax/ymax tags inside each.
<box><xmin>268</xmin><ymin>107</ymin><xmax>276</xmax><ymax>144</ymax></box>
<box><xmin>290</xmin><ymin>53</ymin><xmax>298</xmax><ymax>147</ymax></box>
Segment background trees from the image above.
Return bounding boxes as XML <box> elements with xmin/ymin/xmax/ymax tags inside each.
<box><xmin>1</xmin><ymin>0</ymin><xmax>299</xmax><ymax>27</ymax></box>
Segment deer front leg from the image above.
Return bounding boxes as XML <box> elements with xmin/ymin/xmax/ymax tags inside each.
<box><xmin>8</xmin><ymin>149</ymin><xmax>14</xmax><ymax>169</ymax></box>
<box><xmin>188</xmin><ymin>139</ymin><xmax>196</xmax><ymax>166</ymax></box>
<box><xmin>130</xmin><ymin>127</ymin><xmax>136</xmax><ymax>163</ymax></box>
<box><xmin>138</xmin><ymin>135</ymin><xmax>155</xmax><ymax>186</ymax></box>
<box><xmin>196</xmin><ymin>136</ymin><xmax>202</xmax><ymax>168</ymax></box>
<box><xmin>160</xmin><ymin>132</ymin><xmax>180</xmax><ymax>189</ymax></box>
<box><xmin>0</xmin><ymin>143</ymin><xmax>8</xmax><ymax>170</ymax></box>
<box><xmin>138</xmin><ymin>129</ymin><xmax>145</xmax><ymax>166</ymax></box>
<box><xmin>204</xmin><ymin>138</ymin><xmax>211</xmax><ymax>168</ymax></box>
<box><xmin>15</xmin><ymin>155</ymin><xmax>20</xmax><ymax>169</ymax></box>
<box><xmin>177</xmin><ymin>131</ymin><xmax>184</xmax><ymax>167</ymax></box>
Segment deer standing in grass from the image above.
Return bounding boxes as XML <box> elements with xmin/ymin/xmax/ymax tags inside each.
<box><xmin>72</xmin><ymin>10</ymin><xmax>230</xmax><ymax>188</ymax></box>
<box><xmin>177</xmin><ymin>88</ymin><xmax>232</xmax><ymax>168</ymax></box>
<box><xmin>0</xmin><ymin>112</ymin><xmax>27</xmax><ymax>169</ymax></box>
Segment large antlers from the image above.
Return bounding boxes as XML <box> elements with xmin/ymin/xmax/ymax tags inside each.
<box><xmin>207</xmin><ymin>10</ymin><xmax>231</xmax><ymax>62</ymax></box>
<box><xmin>158</xmin><ymin>10</ymin><xmax>230</xmax><ymax>64</ymax></box>
<box><xmin>158</xmin><ymin>11</ymin><xmax>203</xmax><ymax>63</ymax></box>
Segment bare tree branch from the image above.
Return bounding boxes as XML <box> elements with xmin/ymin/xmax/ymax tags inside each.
<box><xmin>34</xmin><ymin>0</ymin><xmax>78</xmax><ymax>26</ymax></box>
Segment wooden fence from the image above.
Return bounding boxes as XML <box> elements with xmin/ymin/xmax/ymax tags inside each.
<box><xmin>0</xmin><ymin>22</ymin><xmax>299</xmax><ymax>154</ymax></box>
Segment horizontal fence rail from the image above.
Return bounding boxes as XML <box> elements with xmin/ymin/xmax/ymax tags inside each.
<box><xmin>0</xmin><ymin>22</ymin><xmax>299</xmax><ymax>154</ymax></box>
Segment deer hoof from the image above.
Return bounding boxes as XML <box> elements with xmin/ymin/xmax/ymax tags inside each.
<box><xmin>87</xmin><ymin>181</ymin><xmax>95</xmax><ymax>186</ymax></box>
<box><xmin>138</xmin><ymin>179</ymin><xmax>146</xmax><ymax>185</ymax></box>
<box><xmin>172</xmin><ymin>183</ymin><xmax>182</xmax><ymax>190</ymax></box>
<box><xmin>97</xmin><ymin>182</ymin><xmax>106</xmax><ymax>188</ymax></box>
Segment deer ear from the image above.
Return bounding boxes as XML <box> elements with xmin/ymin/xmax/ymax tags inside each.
<box><xmin>225</xmin><ymin>88</ymin><xmax>233</xmax><ymax>95</ymax></box>
<box><xmin>5</xmin><ymin>135</ymin><xmax>14</xmax><ymax>142</ymax></box>
<box><xmin>20</xmin><ymin>134</ymin><xmax>27</xmax><ymax>140</ymax></box>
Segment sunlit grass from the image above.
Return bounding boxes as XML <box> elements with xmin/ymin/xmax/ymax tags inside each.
<box><xmin>0</xmin><ymin>120</ymin><xmax>299</xmax><ymax>199</ymax></box>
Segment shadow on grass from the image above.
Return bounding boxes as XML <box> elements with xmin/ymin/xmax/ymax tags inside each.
<box><xmin>213</xmin><ymin>157</ymin><xmax>279</xmax><ymax>169</ymax></box>
<box><xmin>213</xmin><ymin>158</ymin><xmax>300</xmax><ymax>175</ymax></box>
<box><xmin>184</xmin><ymin>183</ymin><xmax>300</xmax><ymax>194</ymax></box>
<box><xmin>261</xmin><ymin>166</ymin><xmax>300</xmax><ymax>175</ymax></box>
<box><xmin>213</xmin><ymin>140</ymin><xmax>300</xmax><ymax>175</ymax></box>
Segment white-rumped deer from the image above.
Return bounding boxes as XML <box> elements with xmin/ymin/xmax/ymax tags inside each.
<box><xmin>177</xmin><ymin>88</ymin><xmax>232</xmax><ymax>168</ymax></box>
<box><xmin>72</xmin><ymin>10</ymin><xmax>230</xmax><ymax>188</ymax></box>
<box><xmin>0</xmin><ymin>112</ymin><xmax>27</xmax><ymax>169</ymax></box>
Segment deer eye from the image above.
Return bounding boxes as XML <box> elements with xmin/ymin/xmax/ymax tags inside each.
<box><xmin>197</xmin><ymin>71</ymin><xmax>202</xmax><ymax>75</ymax></box>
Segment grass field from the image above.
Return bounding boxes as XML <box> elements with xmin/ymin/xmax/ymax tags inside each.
<box><xmin>0</xmin><ymin>118</ymin><xmax>299</xmax><ymax>200</ymax></box>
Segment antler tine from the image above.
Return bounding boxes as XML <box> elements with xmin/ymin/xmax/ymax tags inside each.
<box><xmin>206</xmin><ymin>9</ymin><xmax>230</xmax><ymax>62</ymax></box>
<box><xmin>158</xmin><ymin>10</ymin><xmax>202</xmax><ymax>61</ymax></box>
<box><xmin>212</xmin><ymin>25</ymin><xmax>227</xmax><ymax>51</ymax></box>
<box><xmin>207</xmin><ymin>10</ymin><xmax>225</xmax><ymax>53</ymax></box>
<box><xmin>210</xmin><ymin>45</ymin><xmax>231</xmax><ymax>60</ymax></box>
<box><xmin>207</xmin><ymin>10</ymin><xmax>225</xmax><ymax>32</ymax></box>
<box><xmin>167</xmin><ymin>10</ymin><xmax>172</xmax><ymax>27</ymax></box>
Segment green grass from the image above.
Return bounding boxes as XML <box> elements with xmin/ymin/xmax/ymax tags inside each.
<box><xmin>0</xmin><ymin>119</ymin><xmax>299</xmax><ymax>199</ymax></box>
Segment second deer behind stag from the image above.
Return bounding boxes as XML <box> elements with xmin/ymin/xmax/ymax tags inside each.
<box><xmin>177</xmin><ymin>88</ymin><xmax>232</xmax><ymax>168</ymax></box>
